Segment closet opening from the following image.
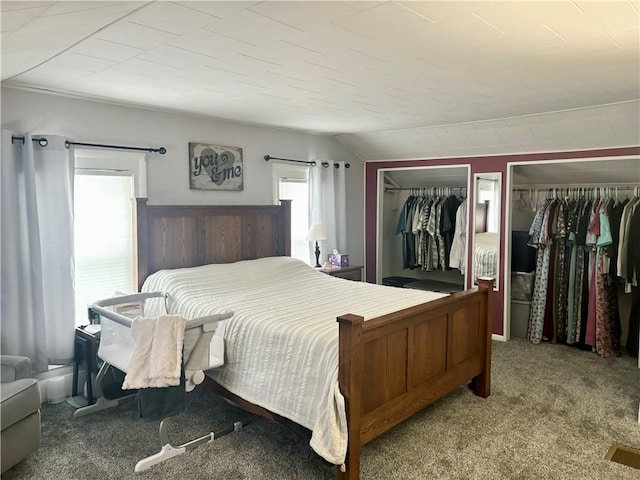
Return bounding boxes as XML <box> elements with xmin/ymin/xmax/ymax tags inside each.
<box><xmin>505</xmin><ymin>156</ymin><xmax>640</xmax><ymax>360</ymax></box>
<box><xmin>376</xmin><ymin>165</ymin><xmax>471</xmax><ymax>293</ymax></box>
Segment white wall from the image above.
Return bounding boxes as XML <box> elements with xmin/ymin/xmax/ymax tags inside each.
<box><xmin>337</xmin><ymin>100</ymin><xmax>640</xmax><ymax>161</ymax></box>
<box><xmin>1</xmin><ymin>87</ymin><xmax>364</xmax><ymax>264</ymax></box>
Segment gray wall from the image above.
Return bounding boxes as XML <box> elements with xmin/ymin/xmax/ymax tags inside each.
<box><xmin>1</xmin><ymin>87</ymin><xmax>364</xmax><ymax>265</ymax></box>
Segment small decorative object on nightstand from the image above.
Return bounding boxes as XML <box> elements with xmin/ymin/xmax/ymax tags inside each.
<box><xmin>306</xmin><ymin>224</ymin><xmax>328</xmax><ymax>268</ymax></box>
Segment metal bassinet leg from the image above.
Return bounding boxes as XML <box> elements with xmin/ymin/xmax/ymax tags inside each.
<box><xmin>73</xmin><ymin>362</ymin><xmax>135</xmax><ymax>418</ymax></box>
<box><xmin>134</xmin><ymin>417</ymin><xmax>248</xmax><ymax>472</ymax></box>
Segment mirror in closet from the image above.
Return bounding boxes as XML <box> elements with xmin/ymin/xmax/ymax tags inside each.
<box><xmin>473</xmin><ymin>173</ymin><xmax>501</xmax><ymax>290</ymax></box>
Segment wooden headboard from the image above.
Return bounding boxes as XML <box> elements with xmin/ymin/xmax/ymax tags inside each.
<box><xmin>133</xmin><ymin>199</ymin><xmax>291</xmax><ymax>291</ymax></box>
<box><xmin>475</xmin><ymin>201</ymin><xmax>488</xmax><ymax>233</ymax></box>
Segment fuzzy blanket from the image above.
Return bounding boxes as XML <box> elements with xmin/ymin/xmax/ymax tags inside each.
<box><xmin>122</xmin><ymin>315</ymin><xmax>187</xmax><ymax>389</ymax></box>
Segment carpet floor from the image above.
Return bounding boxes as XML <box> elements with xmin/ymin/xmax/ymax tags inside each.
<box><xmin>3</xmin><ymin>338</ymin><xmax>639</xmax><ymax>479</ymax></box>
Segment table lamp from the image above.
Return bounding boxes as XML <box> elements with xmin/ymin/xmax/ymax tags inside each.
<box><xmin>305</xmin><ymin>224</ymin><xmax>328</xmax><ymax>267</ymax></box>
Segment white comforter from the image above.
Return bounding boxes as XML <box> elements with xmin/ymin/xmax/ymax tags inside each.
<box><xmin>474</xmin><ymin>232</ymin><xmax>498</xmax><ymax>279</ymax></box>
<box><xmin>141</xmin><ymin>256</ymin><xmax>446</xmax><ymax>465</ymax></box>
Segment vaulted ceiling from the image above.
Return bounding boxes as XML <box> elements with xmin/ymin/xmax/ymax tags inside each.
<box><xmin>3</xmin><ymin>1</ymin><xmax>639</xmax><ymax>143</ymax></box>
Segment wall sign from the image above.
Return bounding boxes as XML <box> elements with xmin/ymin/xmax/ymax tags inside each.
<box><xmin>189</xmin><ymin>142</ymin><xmax>243</xmax><ymax>191</ymax></box>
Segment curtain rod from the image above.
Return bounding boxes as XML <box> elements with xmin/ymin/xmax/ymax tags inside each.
<box><xmin>10</xmin><ymin>135</ymin><xmax>166</xmax><ymax>154</ymax></box>
<box><xmin>264</xmin><ymin>154</ymin><xmax>350</xmax><ymax>168</ymax></box>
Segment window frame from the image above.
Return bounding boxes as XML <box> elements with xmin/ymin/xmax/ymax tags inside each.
<box><xmin>72</xmin><ymin>149</ymin><xmax>146</xmax><ymax>325</ymax></box>
<box><xmin>272</xmin><ymin>163</ymin><xmax>310</xmax><ymax>264</ymax></box>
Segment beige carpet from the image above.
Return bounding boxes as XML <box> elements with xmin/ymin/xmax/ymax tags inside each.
<box><xmin>3</xmin><ymin>338</ymin><xmax>639</xmax><ymax>479</ymax></box>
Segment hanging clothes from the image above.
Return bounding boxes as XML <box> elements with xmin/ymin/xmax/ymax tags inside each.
<box><xmin>526</xmin><ymin>187</ymin><xmax>639</xmax><ymax>358</ymax></box>
<box><xmin>395</xmin><ymin>194</ymin><xmax>416</xmax><ymax>269</ymax></box>
<box><xmin>527</xmin><ymin>198</ymin><xmax>554</xmax><ymax>344</ymax></box>
<box><xmin>619</xmin><ymin>193</ymin><xmax>640</xmax><ymax>356</ymax></box>
<box><xmin>396</xmin><ymin>190</ymin><xmax>463</xmax><ymax>272</ymax></box>
<box><xmin>449</xmin><ymin>199</ymin><xmax>468</xmax><ymax>274</ymax></box>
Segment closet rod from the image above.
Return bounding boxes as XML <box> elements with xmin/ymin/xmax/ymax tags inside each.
<box><xmin>10</xmin><ymin>135</ymin><xmax>166</xmax><ymax>154</ymax></box>
<box><xmin>385</xmin><ymin>185</ymin><xmax>467</xmax><ymax>192</ymax></box>
<box><xmin>264</xmin><ymin>154</ymin><xmax>350</xmax><ymax>168</ymax></box>
<box><xmin>512</xmin><ymin>182</ymin><xmax>638</xmax><ymax>190</ymax></box>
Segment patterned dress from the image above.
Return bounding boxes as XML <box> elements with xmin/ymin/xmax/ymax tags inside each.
<box><xmin>527</xmin><ymin>199</ymin><xmax>554</xmax><ymax>343</ymax></box>
<box><xmin>526</xmin><ymin>194</ymin><xmax>627</xmax><ymax>357</ymax></box>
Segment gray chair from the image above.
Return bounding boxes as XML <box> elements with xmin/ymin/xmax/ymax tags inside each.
<box><xmin>0</xmin><ymin>355</ymin><xmax>42</xmax><ymax>474</ymax></box>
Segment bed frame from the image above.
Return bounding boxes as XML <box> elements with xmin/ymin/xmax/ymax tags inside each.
<box><xmin>133</xmin><ymin>198</ymin><xmax>492</xmax><ymax>480</ymax></box>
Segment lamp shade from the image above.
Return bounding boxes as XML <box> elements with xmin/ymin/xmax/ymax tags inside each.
<box><xmin>305</xmin><ymin>224</ymin><xmax>327</xmax><ymax>241</ymax></box>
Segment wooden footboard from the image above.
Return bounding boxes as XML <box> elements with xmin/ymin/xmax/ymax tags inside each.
<box><xmin>337</xmin><ymin>279</ymin><xmax>493</xmax><ymax>479</ymax></box>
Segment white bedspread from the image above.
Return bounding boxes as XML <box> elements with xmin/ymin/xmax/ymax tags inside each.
<box><xmin>474</xmin><ymin>232</ymin><xmax>498</xmax><ymax>280</ymax></box>
<box><xmin>141</xmin><ymin>256</ymin><xmax>446</xmax><ymax>465</ymax></box>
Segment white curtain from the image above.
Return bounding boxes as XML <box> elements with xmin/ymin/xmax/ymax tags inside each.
<box><xmin>1</xmin><ymin>131</ymin><xmax>75</xmax><ymax>372</ymax></box>
<box><xmin>309</xmin><ymin>162</ymin><xmax>347</xmax><ymax>263</ymax></box>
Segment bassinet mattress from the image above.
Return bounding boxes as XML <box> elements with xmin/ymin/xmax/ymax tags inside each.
<box><xmin>141</xmin><ymin>256</ymin><xmax>446</xmax><ymax>465</ymax></box>
<box><xmin>474</xmin><ymin>232</ymin><xmax>498</xmax><ymax>279</ymax></box>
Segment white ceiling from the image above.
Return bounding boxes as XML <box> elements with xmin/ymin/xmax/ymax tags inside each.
<box><xmin>384</xmin><ymin>165</ymin><xmax>468</xmax><ymax>187</ymax></box>
<box><xmin>2</xmin><ymin>1</ymin><xmax>639</xmax><ymax>137</ymax></box>
<box><xmin>512</xmin><ymin>157</ymin><xmax>640</xmax><ymax>185</ymax></box>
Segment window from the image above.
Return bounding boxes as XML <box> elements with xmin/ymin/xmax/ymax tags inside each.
<box><xmin>273</xmin><ymin>164</ymin><xmax>310</xmax><ymax>263</ymax></box>
<box><xmin>73</xmin><ymin>173</ymin><xmax>134</xmax><ymax>325</ymax></box>
<box><xmin>73</xmin><ymin>149</ymin><xmax>146</xmax><ymax>326</ymax></box>
<box><xmin>477</xmin><ymin>177</ymin><xmax>499</xmax><ymax>233</ymax></box>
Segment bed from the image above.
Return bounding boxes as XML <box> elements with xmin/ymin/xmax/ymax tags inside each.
<box><xmin>132</xmin><ymin>198</ymin><xmax>493</xmax><ymax>480</ymax></box>
<box><xmin>474</xmin><ymin>232</ymin><xmax>499</xmax><ymax>280</ymax></box>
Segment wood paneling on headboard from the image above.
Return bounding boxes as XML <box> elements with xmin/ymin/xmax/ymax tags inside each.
<box><xmin>133</xmin><ymin>199</ymin><xmax>291</xmax><ymax>291</ymax></box>
<box><xmin>475</xmin><ymin>201</ymin><xmax>488</xmax><ymax>233</ymax></box>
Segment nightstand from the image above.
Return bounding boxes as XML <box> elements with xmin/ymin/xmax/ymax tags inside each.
<box><xmin>67</xmin><ymin>325</ymin><xmax>101</xmax><ymax>408</ymax></box>
<box><xmin>320</xmin><ymin>265</ymin><xmax>362</xmax><ymax>281</ymax></box>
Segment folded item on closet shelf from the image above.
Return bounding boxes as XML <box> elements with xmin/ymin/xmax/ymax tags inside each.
<box><xmin>122</xmin><ymin>315</ymin><xmax>187</xmax><ymax>389</ymax></box>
